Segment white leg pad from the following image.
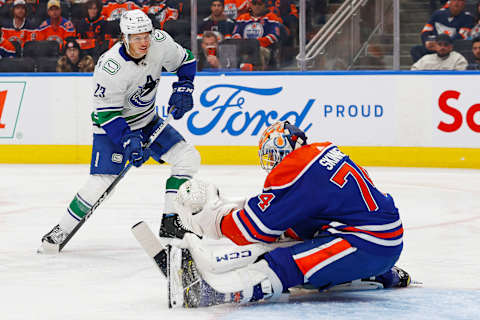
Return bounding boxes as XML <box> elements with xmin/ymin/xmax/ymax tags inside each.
<box><xmin>201</xmin><ymin>259</ymin><xmax>283</xmax><ymax>302</ymax></box>
<box><xmin>184</xmin><ymin>234</ymin><xmax>272</xmax><ymax>274</ymax></box>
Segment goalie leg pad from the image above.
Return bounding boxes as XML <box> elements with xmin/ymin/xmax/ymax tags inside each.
<box><xmin>168</xmin><ymin>245</ymin><xmax>283</xmax><ymax>308</ymax></box>
<box><xmin>184</xmin><ymin>234</ymin><xmax>272</xmax><ymax>274</ymax></box>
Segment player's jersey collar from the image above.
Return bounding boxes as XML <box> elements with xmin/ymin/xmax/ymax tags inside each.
<box><xmin>119</xmin><ymin>44</ymin><xmax>131</xmax><ymax>62</ymax></box>
<box><xmin>119</xmin><ymin>43</ymin><xmax>147</xmax><ymax>64</ymax></box>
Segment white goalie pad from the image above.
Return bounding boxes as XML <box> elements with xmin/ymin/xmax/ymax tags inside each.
<box><xmin>183</xmin><ymin>234</ymin><xmax>272</xmax><ymax>274</ymax></box>
<box><xmin>180</xmin><ymin>234</ymin><xmax>295</xmax><ymax>296</ymax></box>
<box><xmin>167</xmin><ymin>245</ymin><xmax>184</xmax><ymax>308</ymax></box>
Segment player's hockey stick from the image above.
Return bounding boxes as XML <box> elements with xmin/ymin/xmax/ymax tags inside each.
<box><xmin>43</xmin><ymin>114</ymin><xmax>174</xmax><ymax>253</ymax></box>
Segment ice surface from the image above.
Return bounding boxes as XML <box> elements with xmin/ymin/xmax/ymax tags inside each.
<box><xmin>1</xmin><ymin>164</ymin><xmax>479</xmax><ymax>320</ymax></box>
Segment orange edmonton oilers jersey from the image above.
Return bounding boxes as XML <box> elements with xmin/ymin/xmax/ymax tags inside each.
<box><xmin>101</xmin><ymin>2</ymin><xmax>140</xmax><ymax>21</ymax></box>
<box><xmin>224</xmin><ymin>0</ymin><xmax>250</xmax><ymax>20</ymax></box>
<box><xmin>142</xmin><ymin>3</ymin><xmax>178</xmax><ymax>29</ymax></box>
<box><xmin>0</xmin><ymin>37</ymin><xmax>16</xmax><ymax>57</ymax></box>
<box><xmin>221</xmin><ymin>142</ymin><xmax>403</xmax><ymax>256</ymax></box>
<box><xmin>1</xmin><ymin>20</ymin><xmax>36</xmax><ymax>47</ymax></box>
<box><xmin>35</xmin><ymin>18</ymin><xmax>76</xmax><ymax>47</ymax></box>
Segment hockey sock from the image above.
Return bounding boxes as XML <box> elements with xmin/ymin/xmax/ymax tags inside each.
<box><xmin>59</xmin><ymin>193</ymin><xmax>92</xmax><ymax>232</ymax></box>
<box><xmin>164</xmin><ymin>176</ymin><xmax>189</xmax><ymax>214</ymax></box>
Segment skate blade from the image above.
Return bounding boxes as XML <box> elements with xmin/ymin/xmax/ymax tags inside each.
<box><xmin>37</xmin><ymin>241</ymin><xmax>60</xmax><ymax>254</ymax></box>
<box><xmin>410</xmin><ymin>280</ymin><xmax>423</xmax><ymax>286</ymax></box>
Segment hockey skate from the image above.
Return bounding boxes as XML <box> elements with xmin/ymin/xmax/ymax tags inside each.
<box><xmin>159</xmin><ymin>214</ymin><xmax>194</xmax><ymax>239</ymax></box>
<box><xmin>38</xmin><ymin>224</ymin><xmax>69</xmax><ymax>254</ymax></box>
<box><xmin>312</xmin><ymin>266</ymin><xmax>413</xmax><ymax>293</ymax></box>
<box><xmin>365</xmin><ymin>266</ymin><xmax>412</xmax><ymax>289</ymax></box>
<box><xmin>391</xmin><ymin>266</ymin><xmax>412</xmax><ymax>287</ymax></box>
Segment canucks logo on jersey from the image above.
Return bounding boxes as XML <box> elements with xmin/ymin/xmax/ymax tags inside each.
<box><xmin>128</xmin><ymin>75</ymin><xmax>159</xmax><ymax>108</ymax></box>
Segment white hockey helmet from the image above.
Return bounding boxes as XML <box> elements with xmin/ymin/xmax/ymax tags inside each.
<box><xmin>258</xmin><ymin>121</ymin><xmax>307</xmax><ymax>172</ymax></box>
<box><xmin>120</xmin><ymin>9</ymin><xmax>153</xmax><ymax>37</ymax></box>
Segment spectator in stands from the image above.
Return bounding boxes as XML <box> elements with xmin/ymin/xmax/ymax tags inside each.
<box><xmin>265</xmin><ymin>0</ymin><xmax>298</xmax><ymax>47</ymax></box>
<box><xmin>430</xmin><ymin>0</ymin><xmax>449</xmax><ymax>14</ymax></box>
<box><xmin>232</xmin><ymin>0</ymin><xmax>282</xmax><ymax>70</ymax></box>
<box><xmin>198</xmin><ymin>0</ymin><xmax>234</xmax><ymax>40</ymax></box>
<box><xmin>25</xmin><ymin>0</ymin><xmax>46</xmax><ymax>28</ymax></box>
<box><xmin>56</xmin><ymin>37</ymin><xmax>94</xmax><ymax>72</ymax></box>
<box><xmin>76</xmin><ymin>0</ymin><xmax>108</xmax><ymax>52</ymax></box>
<box><xmin>468</xmin><ymin>1</ymin><xmax>480</xmax><ymax>39</ymax></box>
<box><xmin>1</xmin><ymin>0</ymin><xmax>36</xmax><ymax>47</ymax></box>
<box><xmin>35</xmin><ymin>0</ymin><xmax>76</xmax><ymax>48</ymax></box>
<box><xmin>143</xmin><ymin>0</ymin><xmax>178</xmax><ymax>30</ymax></box>
<box><xmin>411</xmin><ymin>0</ymin><xmax>474</xmax><ymax>63</ymax></box>
<box><xmin>467</xmin><ymin>36</ymin><xmax>480</xmax><ymax>69</ymax></box>
<box><xmin>0</xmin><ymin>28</ymin><xmax>16</xmax><ymax>57</ymax></box>
<box><xmin>198</xmin><ymin>30</ymin><xmax>221</xmax><ymax>70</ymax></box>
<box><xmin>101</xmin><ymin>0</ymin><xmax>139</xmax><ymax>21</ymax></box>
<box><xmin>224</xmin><ymin>0</ymin><xmax>250</xmax><ymax>20</ymax></box>
<box><xmin>265</xmin><ymin>0</ymin><xmax>298</xmax><ymax>32</ymax></box>
<box><xmin>411</xmin><ymin>33</ymin><xmax>468</xmax><ymax>70</ymax></box>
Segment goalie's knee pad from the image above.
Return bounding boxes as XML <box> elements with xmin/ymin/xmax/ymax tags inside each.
<box><xmin>161</xmin><ymin>141</ymin><xmax>200</xmax><ymax>177</ymax></box>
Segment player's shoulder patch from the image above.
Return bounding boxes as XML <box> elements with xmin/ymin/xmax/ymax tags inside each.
<box><xmin>152</xmin><ymin>29</ymin><xmax>167</xmax><ymax>42</ymax></box>
<box><xmin>102</xmin><ymin>58</ymin><xmax>121</xmax><ymax>75</ymax></box>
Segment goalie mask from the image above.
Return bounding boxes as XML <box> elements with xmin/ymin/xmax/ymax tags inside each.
<box><xmin>258</xmin><ymin>121</ymin><xmax>307</xmax><ymax>172</ymax></box>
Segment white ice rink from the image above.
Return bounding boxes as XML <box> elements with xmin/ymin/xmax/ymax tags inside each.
<box><xmin>1</xmin><ymin>164</ymin><xmax>480</xmax><ymax>320</ymax></box>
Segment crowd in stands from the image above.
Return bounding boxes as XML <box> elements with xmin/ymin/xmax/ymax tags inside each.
<box><xmin>0</xmin><ymin>0</ymin><xmax>478</xmax><ymax>72</ymax></box>
<box><xmin>0</xmin><ymin>0</ymin><xmax>319</xmax><ymax>72</ymax></box>
<box><xmin>411</xmin><ymin>0</ymin><xmax>480</xmax><ymax>70</ymax></box>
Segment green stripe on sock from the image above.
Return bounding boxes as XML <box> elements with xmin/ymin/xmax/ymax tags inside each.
<box><xmin>165</xmin><ymin>177</ymin><xmax>189</xmax><ymax>190</ymax></box>
<box><xmin>69</xmin><ymin>196</ymin><xmax>90</xmax><ymax>218</ymax></box>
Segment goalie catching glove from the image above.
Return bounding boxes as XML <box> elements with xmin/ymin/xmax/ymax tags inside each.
<box><xmin>174</xmin><ymin>179</ymin><xmax>238</xmax><ymax>239</ymax></box>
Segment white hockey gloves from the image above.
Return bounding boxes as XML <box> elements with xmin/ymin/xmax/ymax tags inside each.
<box><xmin>175</xmin><ymin>179</ymin><xmax>239</xmax><ymax>239</ymax></box>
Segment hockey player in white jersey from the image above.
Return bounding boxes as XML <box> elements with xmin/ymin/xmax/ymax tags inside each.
<box><xmin>39</xmin><ymin>9</ymin><xmax>200</xmax><ymax>252</ymax></box>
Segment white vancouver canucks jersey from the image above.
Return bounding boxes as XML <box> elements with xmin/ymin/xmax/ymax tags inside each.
<box><xmin>91</xmin><ymin>29</ymin><xmax>195</xmax><ymax>134</ymax></box>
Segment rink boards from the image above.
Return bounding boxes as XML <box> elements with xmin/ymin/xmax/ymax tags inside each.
<box><xmin>0</xmin><ymin>71</ymin><xmax>479</xmax><ymax>168</ymax></box>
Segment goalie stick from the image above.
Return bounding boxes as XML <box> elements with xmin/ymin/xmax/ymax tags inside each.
<box><xmin>40</xmin><ymin>114</ymin><xmax>174</xmax><ymax>254</ymax></box>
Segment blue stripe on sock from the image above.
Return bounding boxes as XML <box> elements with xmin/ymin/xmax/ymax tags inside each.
<box><xmin>67</xmin><ymin>208</ymin><xmax>81</xmax><ymax>221</ymax></box>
